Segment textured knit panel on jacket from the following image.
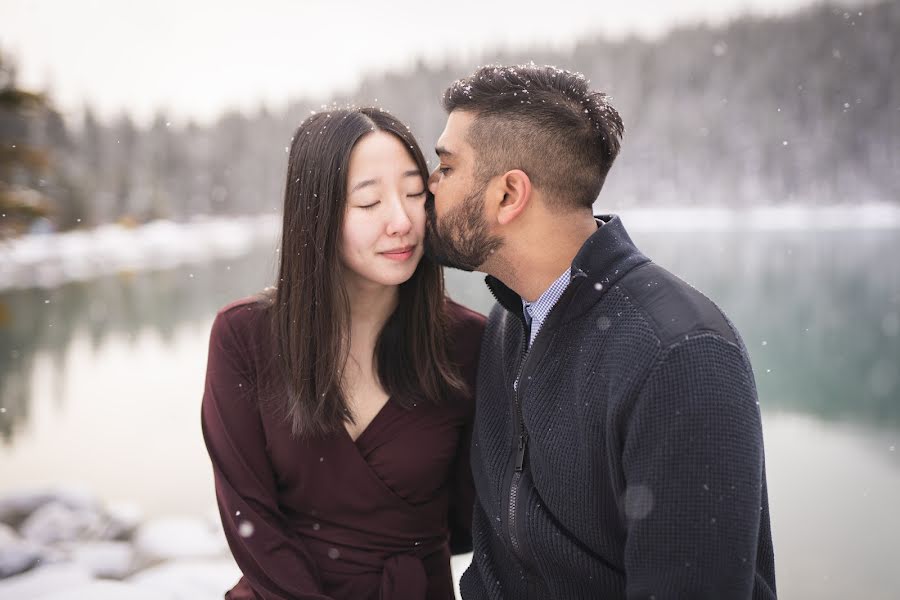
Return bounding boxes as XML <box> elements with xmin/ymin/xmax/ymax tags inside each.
<box><xmin>460</xmin><ymin>217</ymin><xmax>776</xmax><ymax>600</ymax></box>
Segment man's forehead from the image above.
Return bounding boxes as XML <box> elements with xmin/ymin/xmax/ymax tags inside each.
<box><xmin>436</xmin><ymin>110</ymin><xmax>476</xmax><ymax>156</ymax></box>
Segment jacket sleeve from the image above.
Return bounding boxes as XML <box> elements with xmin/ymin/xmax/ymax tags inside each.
<box><xmin>620</xmin><ymin>333</ymin><xmax>768</xmax><ymax>600</ymax></box>
<box><xmin>201</xmin><ymin>310</ymin><xmax>334</xmax><ymax>600</ymax></box>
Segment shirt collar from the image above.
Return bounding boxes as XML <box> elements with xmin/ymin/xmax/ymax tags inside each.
<box><xmin>522</xmin><ymin>267</ymin><xmax>572</xmax><ymax>326</ymax></box>
<box><xmin>485</xmin><ymin>215</ymin><xmax>651</xmax><ymax>328</ymax></box>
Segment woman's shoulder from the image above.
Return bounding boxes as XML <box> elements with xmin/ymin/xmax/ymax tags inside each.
<box><xmin>218</xmin><ymin>294</ymin><xmax>269</xmax><ymax>319</ymax></box>
<box><xmin>212</xmin><ymin>293</ymin><xmax>273</xmax><ymax>350</ymax></box>
<box><xmin>445</xmin><ymin>298</ymin><xmax>487</xmax><ymax>331</ymax></box>
<box><xmin>444</xmin><ymin>298</ymin><xmax>486</xmax><ymax>362</ymax></box>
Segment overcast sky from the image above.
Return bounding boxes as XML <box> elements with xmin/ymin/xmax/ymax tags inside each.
<box><xmin>1</xmin><ymin>0</ymin><xmax>839</xmax><ymax>125</ymax></box>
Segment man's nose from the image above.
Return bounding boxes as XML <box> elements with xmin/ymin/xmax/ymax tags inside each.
<box><xmin>428</xmin><ymin>169</ymin><xmax>439</xmax><ymax>194</ymax></box>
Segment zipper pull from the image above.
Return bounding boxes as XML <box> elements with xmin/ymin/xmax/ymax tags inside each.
<box><xmin>515</xmin><ymin>433</ymin><xmax>528</xmax><ymax>472</ymax></box>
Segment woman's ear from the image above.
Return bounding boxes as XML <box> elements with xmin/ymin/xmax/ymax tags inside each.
<box><xmin>495</xmin><ymin>169</ymin><xmax>532</xmax><ymax>226</ymax></box>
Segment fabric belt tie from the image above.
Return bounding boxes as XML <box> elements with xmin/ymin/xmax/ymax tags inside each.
<box><xmin>379</xmin><ymin>552</ymin><xmax>428</xmax><ymax>600</ymax></box>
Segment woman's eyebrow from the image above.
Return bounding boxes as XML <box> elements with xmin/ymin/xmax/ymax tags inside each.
<box><xmin>350</xmin><ymin>170</ymin><xmax>421</xmax><ymax>193</ymax></box>
<box><xmin>350</xmin><ymin>178</ymin><xmax>378</xmax><ymax>193</ymax></box>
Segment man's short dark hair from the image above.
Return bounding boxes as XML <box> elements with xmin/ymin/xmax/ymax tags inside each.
<box><xmin>443</xmin><ymin>64</ymin><xmax>624</xmax><ymax>211</ymax></box>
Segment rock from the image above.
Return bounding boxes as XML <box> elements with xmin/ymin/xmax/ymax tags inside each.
<box><xmin>132</xmin><ymin>517</ymin><xmax>227</xmax><ymax>564</ymax></box>
<box><xmin>129</xmin><ymin>557</ymin><xmax>241</xmax><ymax>600</ymax></box>
<box><xmin>0</xmin><ymin>488</ymin><xmax>97</xmax><ymax>529</ymax></box>
<box><xmin>0</xmin><ymin>544</ymin><xmax>40</xmax><ymax>580</ymax></box>
<box><xmin>104</xmin><ymin>501</ymin><xmax>144</xmax><ymax>541</ymax></box>
<box><xmin>0</xmin><ymin>523</ymin><xmax>42</xmax><ymax>579</ymax></box>
<box><xmin>69</xmin><ymin>541</ymin><xmax>135</xmax><ymax>580</ymax></box>
<box><xmin>0</xmin><ymin>492</ymin><xmax>56</xmax><ymax>528</ymax></box>
<box><xmin>34</xmin><ymin>580</ymin><xmax>161</xmax><ymax>600</ymax></box>
<box><xmin>0</xmin><ymin>563</ymin><xmax>92</xmax><ymax>598</ymax></box>
<box><xmin>19</xmin><ymin>502</ymin><xmax>107</xmax><ymax>545</ymax></box>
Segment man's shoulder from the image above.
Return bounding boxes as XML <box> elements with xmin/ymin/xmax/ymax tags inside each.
<box><xmin>615</xmin><ymin>262</ymin><xmax>739</xmax><ymax>348</ymax></box>
<box><xmin>484</xmin><ymin>300</ymin><xmax>521</xmax><ymax>339</ymax></box>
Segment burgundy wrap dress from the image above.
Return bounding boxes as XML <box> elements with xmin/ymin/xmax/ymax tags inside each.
<box><xmin>201</xmin><ymin>296</ymin><xmax>485</xmax><ymax>600</ymax></box>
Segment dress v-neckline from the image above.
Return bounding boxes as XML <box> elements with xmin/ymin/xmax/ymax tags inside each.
<box><xmin>343</xmin><ymin>396</ymin><xmax>394</xmax><ymax>446</ymax></box>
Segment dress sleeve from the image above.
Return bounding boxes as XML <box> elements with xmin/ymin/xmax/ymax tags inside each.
<box><xmin>201</xmin><ymin>310</ymin><xmax>334</xmax><ymax>600</ymax></box>
<box><xmin>445</xmin><ymin>303</ymin><xmax>486</xmax><ymax>555</ymax></box>
<box><xmin>620</xmin><ymin>334</ymin><xmax>767</xmax><ymax>600</ymax></box>
<box><xmin>447</xmin><ymin>416</ymin><xmax>475</xmax><ymax>555</ymax></box>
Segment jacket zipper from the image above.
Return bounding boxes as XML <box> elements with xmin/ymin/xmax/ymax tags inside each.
<box><xmin>485</xmin><ymin>281</ymin><xmax>532</xmax><ymax>563</ymax></box>
<box><xmin>485</xmin><ymin>272</ymin><xmax>589</xmax><ymax>571</ymax></box>
<box><xmin>487</xmin><ymin>277</ymin><xmax>588</xmax><ymax>566</ymax></box>
<box><xmin>508</xmin><ymin>335</ymin><xmax>529</xmax><ymax>560</ymax></box>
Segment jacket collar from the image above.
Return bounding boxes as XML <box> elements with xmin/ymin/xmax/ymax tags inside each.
<box><xmin>484</xmin><ymin>214</ymin><xmax>650</xmax><ymax>326</ymax></box>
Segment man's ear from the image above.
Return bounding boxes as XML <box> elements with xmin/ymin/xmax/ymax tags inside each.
<box><xmin>495</xmin><ymin>169</ymin><xmax>532</xmax><ymax>226</ymax></box>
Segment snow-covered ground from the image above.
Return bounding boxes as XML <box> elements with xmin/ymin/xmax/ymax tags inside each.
<box><xmin>1</xmin><ymin>204</ymin><xmax>899</xmax><ymax>292</ymax></box>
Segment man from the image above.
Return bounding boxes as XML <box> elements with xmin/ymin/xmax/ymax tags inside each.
<box><xmin>425</xmin><ymin>64</ymin><xmax>776</xmax><ymax>599</ymax></box>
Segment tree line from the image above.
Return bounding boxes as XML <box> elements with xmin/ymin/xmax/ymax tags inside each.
<box><xmin>1</xmin><ymin>0</ymin><xmax>897</xmax><ymax>235</ymax></box>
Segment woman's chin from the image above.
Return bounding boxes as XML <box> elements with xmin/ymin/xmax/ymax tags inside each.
<box><xmin>379</xmin><ymin>264</ymin><xmax>420</xmax><ymax>286</ymax></box>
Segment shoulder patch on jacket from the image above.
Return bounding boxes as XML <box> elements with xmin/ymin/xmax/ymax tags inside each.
<box><xmin>618</xmin><ymin>262</ymin><xmax>737</xmax><ymax>347</ymax></box>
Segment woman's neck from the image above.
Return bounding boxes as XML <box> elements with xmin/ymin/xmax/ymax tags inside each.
<box><xmin>346</xmin><ymin>276</ymin><xmax>399</xmax><ymax>349</ymax></box>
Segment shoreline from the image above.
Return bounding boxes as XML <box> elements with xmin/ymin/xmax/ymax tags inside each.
<box><xmin>2</xmin><ymin>204</ymin><xmax>898</xmax><ymax>292</ymax></box>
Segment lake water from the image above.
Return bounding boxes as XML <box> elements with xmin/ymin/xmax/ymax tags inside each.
<box><xmin>1</xmin><ymin>224</ymin><xmax>898</xmax><ymax>599</ymax></box>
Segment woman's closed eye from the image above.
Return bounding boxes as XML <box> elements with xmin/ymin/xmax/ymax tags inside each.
<box><xmin>358</xmin><ymin>201</ymin><xmax>380</xmax><ymax>210</ymax></box>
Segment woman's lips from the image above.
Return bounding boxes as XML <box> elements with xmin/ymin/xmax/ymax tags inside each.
<box><xmin>381</xmin><ymin>245</ymin><xmax>415</xmax><ymax>261</ymax></box>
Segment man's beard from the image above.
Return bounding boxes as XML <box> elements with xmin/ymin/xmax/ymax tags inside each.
<box><xmin>425</xmin><ymin>184</ymin><xmax>503</xmax><ymax>272</ymax></box>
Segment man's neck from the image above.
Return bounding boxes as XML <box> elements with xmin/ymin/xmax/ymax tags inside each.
<box><xmin>487</xmin><ymin>213</ymin><xmax>598</xmax><ymax>302</ymax></box>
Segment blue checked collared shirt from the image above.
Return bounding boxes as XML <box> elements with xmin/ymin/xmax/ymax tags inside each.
<box><xmin>522</xmin><ymin>267</ymin><xmax>572</xmax><ymax>348</ymax></box>
<box><xmin>513</xmin><ymin>268</ymin><xmax>572</xmax><ymax>392</ymax></box>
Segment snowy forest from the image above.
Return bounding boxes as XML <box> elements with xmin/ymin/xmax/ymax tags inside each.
<box><xmin>1</xmin><ymin>0</ymin><xmax>897</xmax><ymax>237</ymax></box>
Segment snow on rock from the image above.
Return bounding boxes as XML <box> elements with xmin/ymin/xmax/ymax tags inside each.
<box><xmin>128</xmin><ymin>558</ymin><xmax>241</xmax><ymax>600</ymax></box>
<box><xmin>0</xmin><ymin>523</ymin><xmax>42</xmax><ymax>579</ymax></box>
<box><xmin>0</xmin><ymin>563</ymin><xmax>93</xmax><ymax>599</ymax></box>
<box><xmin>34</xmin><ymin>580</ymin><xmax>161</xmax><ymax>600</ymax></box>
<box><xmin>132</xmin><ymin>517</ymin><xmax>227</xmax><ymax>563</ymax></box>
<box><xmin>68</xmin><ymin>541</ymin><xmax>136</xmax><ymax>579</ymax></box>
<box><xmin>451</xmin><ymin>552</ymin><xmax>472</xmax><ymax>600</ymax></box>
<box><xmin>0</xmin><ymin>488</ymin><xmax>99</xmax><ymax>529</ymax></box>
<box><xmin>104</xmin><ymin>501</ymin><xmax>145</xmax><ymax>541</ymax></box>
<box><xmin>18</xmin><ymin>501</ymin><xmax>115</xmax><ymax>546</ymax></box>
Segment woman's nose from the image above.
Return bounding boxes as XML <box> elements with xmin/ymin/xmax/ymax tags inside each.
<box><xmin>386</xmin><ymin>199</ymin><xmax>413</xmax><ymax>236</ymax></box>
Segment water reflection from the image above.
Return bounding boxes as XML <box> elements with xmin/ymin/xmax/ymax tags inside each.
<box><xmin>632</xmin><ymin>229</ymin><xmax>900</xmax><ymax>429</ymax></box>
<box><xmin>0</xmin><ymin>250</ymin><xmax>278</xmax><ymax>444</ymax></box>
<box><xmin>1</xmin><ymin>227</ymin><xmax>898</xmax><ymax>439</ymax></box>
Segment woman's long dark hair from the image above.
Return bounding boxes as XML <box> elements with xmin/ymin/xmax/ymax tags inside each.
<box><xmin>263</xmin><ymin>107</ymin><xmax>467</xmax><ymax>438</ymax></box>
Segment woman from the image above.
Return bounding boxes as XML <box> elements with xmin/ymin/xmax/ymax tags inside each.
<box><xmin>201</xmin><ymin>107</ymin><xmax>485</xmax><ymax>600</ymax></box>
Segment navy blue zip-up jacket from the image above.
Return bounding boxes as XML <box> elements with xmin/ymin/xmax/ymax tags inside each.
<box><xmin>460</xmin><ymin>215</ymin><xmax>776</xmax><ymax>599</ymax></box>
